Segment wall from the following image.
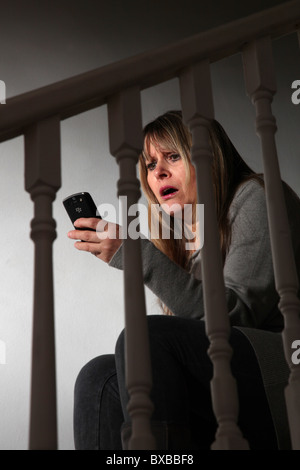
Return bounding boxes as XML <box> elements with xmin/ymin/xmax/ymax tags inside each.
<box><xmin>0</xmin><ymin>0</ymin><xmax>299</xmax><ymax>450</ymax></box>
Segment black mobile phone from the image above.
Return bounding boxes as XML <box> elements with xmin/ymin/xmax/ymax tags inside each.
<box><xmin>63</xmin><ymin>192</ymin><xmax>101</xmax><ymax>229</ymax></box>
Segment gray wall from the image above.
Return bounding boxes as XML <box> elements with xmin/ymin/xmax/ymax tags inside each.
<box><xmin>0</xmin><ymin>0</ymin><xmax>299</xmax><ymax>450</ymax></box>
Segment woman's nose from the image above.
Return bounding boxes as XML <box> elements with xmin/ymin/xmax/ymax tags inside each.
<box><xmin>154</xmin><ymin>162</ymin><xmax>170</xmax><ymax>179</ymax></box>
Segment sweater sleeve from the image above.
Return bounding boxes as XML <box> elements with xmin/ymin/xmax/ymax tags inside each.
<box><xmin>109</xmin><ymin>180</ymin><xmax>282</xmax><ymax>328</ymax></box>
<box><xmin>223</xmin><ymin>181</ymin><xmax>280</xmax><ymax>329</ymax></box>
<box><xmin>109</xmin><ymin>237</ymin><xmax>205</xmax><ymax>320</ymax></box>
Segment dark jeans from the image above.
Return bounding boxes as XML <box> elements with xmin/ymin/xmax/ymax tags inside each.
<box><xmin>73</xmin><ymin>315</ymin><xmax>278</xmax><ymax>450</ymax></box>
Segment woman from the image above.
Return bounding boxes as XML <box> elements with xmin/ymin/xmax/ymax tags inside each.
<box><xmin>68</xmin><ymin>111</ymin><xmax>300</xmax><ymax>450</ymax></box>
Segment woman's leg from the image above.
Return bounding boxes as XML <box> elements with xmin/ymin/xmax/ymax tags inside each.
<box><xmin>115</xmin><ymin>315</ymin><xmax>278</xmax><ymax>450</ymax></box>
<box><xmin>73</xmin><ymin>354</ymin><xmax>123</xmax><ymax>450</ymax></box>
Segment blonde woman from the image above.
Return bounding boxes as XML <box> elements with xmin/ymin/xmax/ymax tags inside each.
<box><xmin>68</xmin><ymin>111</ymin><xmax>300</xmax><ymax>450</ymax></box>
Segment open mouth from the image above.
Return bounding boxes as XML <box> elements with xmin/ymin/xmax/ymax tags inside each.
<box><xmin>160</xmin><ymin>186</ymin><xmax>179</xmax><ymax>199</ymax></box>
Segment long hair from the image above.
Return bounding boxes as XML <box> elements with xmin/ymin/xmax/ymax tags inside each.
<box><xmin>139</xmin><ymin>110</ymin><xmax>262</xmax><ymax>314</ymax></box>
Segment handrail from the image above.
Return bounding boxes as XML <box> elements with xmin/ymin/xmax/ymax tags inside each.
<box><xmin>0</xmin><ymin>0</ymin><xmax>300</xmax><ymax>142</ymax></box>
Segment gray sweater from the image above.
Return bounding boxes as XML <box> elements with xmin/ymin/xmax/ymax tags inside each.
<box><xmin>109</xmin><ymin>179</ymin><xmax>300</xmax><ymax>449</ymax></box>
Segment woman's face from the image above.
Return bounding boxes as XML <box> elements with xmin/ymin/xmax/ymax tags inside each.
<box><xmin>146</xmin><ymin>142</ymin><xmax>197</xmax><ymax>214</ymax></box>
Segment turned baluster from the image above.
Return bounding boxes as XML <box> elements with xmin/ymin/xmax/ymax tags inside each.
<box><xmin>243</xmin><ymin>36</ymin><xmax>300</xmax><ymax>450</ymax></box>
<box><xmin>24</xmin><ymin>116</ymin><xmax>61</xmax><ymax>450</ymax></box>
<box><xmin>179</xmin><ymin>61</ymin><xmax>249</xmax><ymax>450</ymax></box>
<box><xmin>107</xmin><ymin>87</ymin><xmax>155</xmax><ymax>450</ymax></box>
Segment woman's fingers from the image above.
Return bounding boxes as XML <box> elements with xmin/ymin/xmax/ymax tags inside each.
<box><xmin>68</xmin><ymin>228</ymin><xmax>100</xmax><ymax>242</ymax></box>
<box><xmin>68</xmin><ymin>221</ymin><xmax>118</xmax><ymax>242</ymax></box>
<box><xmin>67</xmin><ymin>230</ymin><xmax>101</xmax><ymax>254</ymax></box>
<box><xmin>74</xmin><ymin>240</ymin><xmax>100</xmax><ymax>254</ymax></box>
<box><xmin>72</xmin><ymin>217</ymin><xmax>119</xmax><ymax>239</ymax></box>
<box><xmin>73</xmin><ymin>217</ymin><xmax>102</xmax><ymax>231</ymax></box>
<box><xmin>71</xmin><ymin>236</ymin><xmax>122</xmax><ymax>262</ymax></box>
<box><xmin>67</xmin><ymin>218</ymin><xmax>122</xmax><ymax>263</ymax></box>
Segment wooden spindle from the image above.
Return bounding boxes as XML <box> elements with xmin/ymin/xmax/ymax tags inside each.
<box><xmin>25</xmin><ymin>116</ymin><xmax>61</xmax><ymax>450</ymax></box>
<box><xmin>107</xmin><ymin>87</ymin><xmax>156</xmax><ymax>450</ymax></box>
<box><xmin>179</xmin><ymin>61</ymin><xmax>249</xmax><ymax>450</ymax></box>
<box><xmin>243</xmin><ymin>36</ymin><xmax>300</xmax><ymax>450</ymax></box>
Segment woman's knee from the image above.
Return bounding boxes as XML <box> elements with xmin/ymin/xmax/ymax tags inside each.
<box><xmin>74</xmin><ymin>354</ymin><xmax>116</xmax><ymax>402</ymax></box>
<box><xmin>114</xmin><ymin>315</ymin><xmax>171</xmax><ymax>362</ymax></box>
<box><xmin>73</xmin><ymin>354</ymin><xmax>123</xmax><ymax>450</ymax></box>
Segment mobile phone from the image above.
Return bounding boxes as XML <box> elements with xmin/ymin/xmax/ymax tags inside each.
<box><xmin>63</xmin><ymin>192</ymin><xmax>101</xmax><ymax>229</ymax></box>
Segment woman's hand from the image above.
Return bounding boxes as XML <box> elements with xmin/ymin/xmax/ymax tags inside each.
<box><xmin>67</xmin><ymin>217</ymin><xmax>122</xmax><ymax>263</ymax></box>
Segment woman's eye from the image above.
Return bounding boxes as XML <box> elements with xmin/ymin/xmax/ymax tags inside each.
<box><xmin>169</xmin><ymin>153</ymin><xmax>180</xmax><ymax>161</ymax></box>
<box><xmin>146</xmin><ymin>162</ymin><xmax>156</xmax><ymax>171</ymax></box>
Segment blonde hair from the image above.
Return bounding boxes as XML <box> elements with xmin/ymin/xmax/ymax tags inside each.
<box><xmin>139</xmin><ymin>110</ymin><xmax>262</xmax><ymax>315</ymax></box>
